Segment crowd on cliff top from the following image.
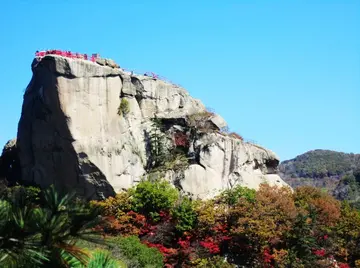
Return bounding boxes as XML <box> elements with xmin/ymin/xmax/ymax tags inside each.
<box><xmin>35</xmin><ymin>49</ymin><xmax>100</xmax><ymax>62</ymax></box>
<box><xmin>34</xmin><ymin>49</ymin><xmax>123</xmax><ymax>69</ymax></box>
<box><xmin>34</xmin><ymin>50</ymin><xmax>182</xmax><ymax>83</ymax></box>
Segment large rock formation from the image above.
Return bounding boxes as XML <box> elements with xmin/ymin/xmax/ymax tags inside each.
<box><xmin>17</xmin><ymin>55</ymin><xmax>288</xmax><ymax>199</ymax></box>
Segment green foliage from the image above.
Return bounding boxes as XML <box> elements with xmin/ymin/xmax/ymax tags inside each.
<box><xmin>112</xmin><ymin>236</ymin><xmax>163</xmax><ymax>268</ymax></box>
<box><xmin>219</xmin><ymin>185</ymin><xmax>256</xmax><ymax>205</ymax></box>
<box><xmin>129</xmin><ymin>179</ymin><xmax>178</xmax><ymax>220</ymax></box>
<box><xmin>85</xmin><ymin>250</ymin><xmax>123</xmax><ymax>268</ymax></box>
<box><xmin>163</xmin><ymin>153</ymin><xmax>189</xmax><ymax>172</ymax></box>
<box><xmin>147</xmin><ymin>118</ymin><xmax>168</xmax><ymax>170</ymax></box>
<box><xmin>0</xmin><ymin>185</ymin><xmax>41</xmax><ymax>204</ymax></box>
<box><xmin>285</xmin><ymin>212</ymin><xmax>318</xmax><ymax>266</ymax></box>
<box><xmin>280</xmin><ymin>150</ymin><xmax>360</xmax><ymax>179</ymax></box>
<box><xmin>171</xmin><ymin>197</ymin><xmax>197</xmax><ymax>233</ymax></box>
<box><xmin>118</xmin><ymin>98</ymin><xmax>130</xmax><ymax>116</ymax></box>
<box><xmin>192</xmin><ymin>255</ymin><xmax>236</xmax><ymax>267</ymax></box>
<box><xmin>0</xmin><ymin>185</ymin><xmax>102</xmax><ymax>268</ymax></box>
<box><xmin>336</xmin><ymin>174</ymin><xmax>360</xmax><ymax>201</ymax></box>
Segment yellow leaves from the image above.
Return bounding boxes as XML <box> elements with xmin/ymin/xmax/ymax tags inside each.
<box><xmin>90</xmin><ymin>191</ymin><xmax>132</xmax><ymax>218</ymax></box>
<box><xmin>195</xmin><ymin>200</ymin><xmax>228</xmax><ymax>234</ymax></box>
<box><xmin>294</xmin><ymin>186</ymin><xmax>323</xmax><ymax>209</ymax></box>
<box><xmin>294</xmin><ymin>185</ymin><xmax>341</xmax><ymax>232</ymax></box>
<box><xmin>272</xmin><ymin>249</ymin><xmax>289</xmax><ymax>268</ymax></box>
<box><xmin>231</xmin><ymin>184</ymin><xmax>297</xmax><ymax>245</ymax></box>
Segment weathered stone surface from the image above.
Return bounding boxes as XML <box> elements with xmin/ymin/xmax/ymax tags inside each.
<box><xmin>105</xmin><ymin>58</ymin><xmax>119</xmax><ymax>68</ymax></box>
<box><xmin>16</xmin><ymin>55</ymin><xmax>289</xmax><ymax>199</ymax></box>
<box><xmin>209</xmin><ymin>114</ymin><xmax>227</xmax><ymax>130</ymax></box>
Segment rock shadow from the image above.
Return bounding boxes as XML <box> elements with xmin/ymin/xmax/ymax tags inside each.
<box><xmin>16</xmin><ymin>57</ymin><xmax>115</xmax><ymax>200</ymax></box>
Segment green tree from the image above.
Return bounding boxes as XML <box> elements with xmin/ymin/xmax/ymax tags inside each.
<box><xmin>130</xmin><ymin>179</ymin><xmax>178</xmax><ymax>221</ymax></box>
<box><xmin>0</xmin><ymin>185</ymin><xmax>102</xmax><ymax>268</ymax></box>
<box><xmin>171</xmin><ymin>197</ymin><xmax>197</xmax><ymax>233</ymax></box>
<box><xmin>118</xmin><ymin>98</ymin><xmax>130</xmax><ymax>116</ymax></box>
<box><xmin>146</xmin><ymin>118</ymin><xmax>168</xmax><ymax>170</ymax></box>
<box><xmin>285</xmin><ymin>211</ymin><xmax>318</xmax><ymax>266</ymax></box>
<box><xmin>219</xmin><ymin>185</ymin><xmax>256</xmax><ymax>206</ymax></box>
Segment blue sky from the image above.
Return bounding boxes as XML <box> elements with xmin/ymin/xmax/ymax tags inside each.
<box><xmin>0</xmin><ymin>1</ymin><xmax>359</xmax><ymax>161</ymax></box>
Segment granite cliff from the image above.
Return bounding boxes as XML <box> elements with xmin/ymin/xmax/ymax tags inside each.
<box><xmin>14</xmin><ymin>55</ymin><xmax>288</xmax><ymax>199</ymax></box>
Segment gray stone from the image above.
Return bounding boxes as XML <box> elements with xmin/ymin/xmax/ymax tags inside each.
<box><xmin>96</xmin><ymin>58</ymin><xmax>106</xmax><ymax>66</ymax></box>
<box><xmin>209</xmin><ymin>114</ymin><xmax>227</xmax><ymax>130</ymax></box>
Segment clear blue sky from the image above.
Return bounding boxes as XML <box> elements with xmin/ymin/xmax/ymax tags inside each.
<box><xmin>0</xmin><ymin>1</ymin><xmax>359</xmax><ymax>161</ymax></box>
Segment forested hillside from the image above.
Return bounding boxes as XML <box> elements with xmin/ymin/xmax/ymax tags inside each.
<box><xmin>279</xmin><ymin>150</ymin><xmax>360</xmax><ymax>204</ymax></box>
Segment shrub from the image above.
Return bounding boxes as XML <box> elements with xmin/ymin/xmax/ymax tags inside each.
<box><xmin>90</xmin><ymin>191</ymin><xmax>132</xmax><ymax>218</ymax></box>
<box><xmin>231</xmin><ymin>184</ymin><xmax>297</xmax><ymax>247</ymax></box>
<box><xmin>84</xmin><ymin>250</ymin><xmax>124</xmax><ymax>268</ymax></box>
<box><xmin>195</xmin><ymin>200</ymin><xmax>228</xmax><ymax>234</ymax></box>
<box><xmin>192</xmin><ymin>255</ymin><xmax>236</xmax><ymax>267</ymax></box>
<box><xmin>163</xmin><ymin>153</ymin><xmax>189</xmax><ymax>172</ymax></box>
<box><xmin>111</xmin><ymin>236</ymin><xmax>163</xmax><ymax>268</ymax></box>
<box><xmin>129</xmin><ymin>179</ymin><xmax>179</xmax><ymax>220</ymax></box>
<box><xmin>118</xmin><ymin>98</ymin><xmax>130</xmax><ymax>116</ymax></box>
<box><xmin>219</xmin><ymin>185</ymin><xmax>256</xmax><ymax>206</ymax></box>
<box><xmin>174</xmin><ymin>131</ymin><xmax>189</xmax><ymax>148</ymax></box>
<box><xmin>2</xmin><ymin>185</ymin><xmax>41</xmax><ymax>204</ymax></box>
<box><xmin>171</xmin><ymin>197</ymin><xmax>197</xmax><ymax>233</ymax></box>
<box><xmin>293</xmin><ymin>186</ymin><xmax>324</xmax><ymax>209</ymax></box>
<box><xmin>187</xmin><ymin>111</ymin><xmax>216</xmax><ymax>132</ymax></box>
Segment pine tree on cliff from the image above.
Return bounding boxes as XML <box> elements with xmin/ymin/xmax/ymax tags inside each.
<box><xmin>146</xmin><ymin>118</ymin><xmax>168</xmax><ymax>171</ymax></box>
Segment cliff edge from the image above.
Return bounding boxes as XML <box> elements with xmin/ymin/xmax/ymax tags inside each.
<box><xmin>16</xmin><ymin>55</ymin><xmax>288</xmax><ymax>199</ymax></box>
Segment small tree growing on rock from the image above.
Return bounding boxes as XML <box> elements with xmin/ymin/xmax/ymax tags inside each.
<box><xmin>117</xmin><ymin>98</ymin><xmax>130</xmax><ymax>116</ymax></box>
<box><xmin>146</xmin><ymin>118</ymin><xmax>169</xmax><ymax>171</ymax></box>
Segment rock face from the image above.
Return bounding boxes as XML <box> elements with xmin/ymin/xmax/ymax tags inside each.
<box><xmin>17</xmin><ymin>55</ymin><xmax>289</xmax><ymax>199</ymax></box>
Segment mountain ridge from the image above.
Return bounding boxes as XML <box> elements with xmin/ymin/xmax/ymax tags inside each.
<box><xmin>279</xmin><ymin>149</ymin><xmax>360</xmax><ymax>204</ymax></box>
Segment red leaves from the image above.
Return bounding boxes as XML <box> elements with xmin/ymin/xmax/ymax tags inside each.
<box><xmin>144</xmin><ymin>241</ymin><xmax>177</xmax><ymax>257</ymax></box>
<box><xmin>313</xmin><ymin>248</ymin><xmax>326</xmax><ymax>257</ymax></box>
<box><xmin>200</xmin><ymin>237</ymin><xmax>221</xmax><ymax>254</ymax></box>
<box><xmin>159</xmin><ymin>210</ymin><xmax>172</xmax><ymax>222</ymax></box>
<box><xmin>177</xmin><ymin>238</ymin><xmax>191</xmax><ymax>249</ymax></box>
<box><xmin>263</xmin><ymin>247</ymin><xmax>274</xmax><ymax>264</ymax></box>
<box><xmin>100</xmin><ymin>211</ymin><xmax>147</xmax><ymax>236</ymax></box>
<box><xmin>174</xmin><ymin>132</ymin><xmax>189</xmax><ymax>148</ymax></box>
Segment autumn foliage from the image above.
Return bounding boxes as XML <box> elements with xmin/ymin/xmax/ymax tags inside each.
<box><xmin>91</xmin><ymin>180</ymin><xmax>360</xmax><ymax>267</ymax></box>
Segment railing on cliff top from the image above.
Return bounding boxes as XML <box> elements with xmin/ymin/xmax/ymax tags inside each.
<box><xmin>35</xmin><ymin>50</ymin><xmax>100</xmax><ymax>62</ymax></box>
<box><xmin>35</xmin><ymin>50</ymin><xmax>182</xmax><ymax>87</ymax></box>
<box><xmin>122</xmin><ymin>68</ymin><xmax>182</xmax><ymax>88</ymax></box>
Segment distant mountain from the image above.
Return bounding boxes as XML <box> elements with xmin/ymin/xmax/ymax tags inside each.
<box><xmin>279</xmin><ymin>150</ymin><xmax>360</xmax><ymax>205</ymax></box>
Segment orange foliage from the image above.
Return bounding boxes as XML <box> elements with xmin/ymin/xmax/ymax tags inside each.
<box><xmin>101</xmin><ymin>211</ymin><xmax>147</xmax><ymax>236</ymax></box>
<box><xmin>231</xmin><ymin>184</ymin><xmax>297</xmax><ymax>246</ymax></box>
<box><xmin>310</xmin><ymin>195</ymin><xmax>341</xmax><ymax>228</ymax></box>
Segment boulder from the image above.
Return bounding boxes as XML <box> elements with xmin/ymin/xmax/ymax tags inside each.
<box><xmin>209</xmin><ymin>114</ymin><xmax>227</xmax><ymax>130</ymax></box>
<box><xmin>16</xmin><ymin>55</ymin><xmax>289</xmax><ymax>199</ymax></box>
